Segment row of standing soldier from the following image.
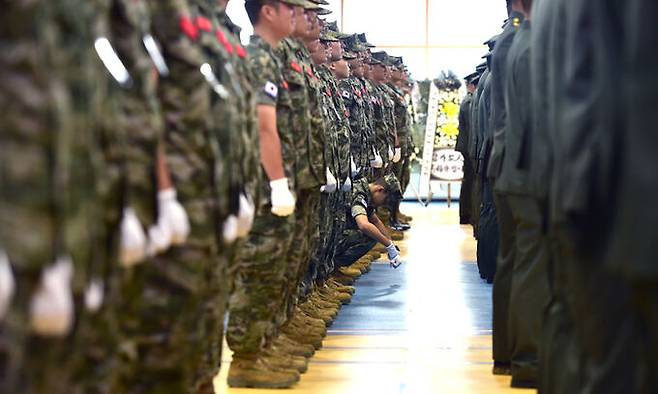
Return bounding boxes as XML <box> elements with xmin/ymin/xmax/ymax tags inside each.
<box><xmin>0</xmin><ymin>0</ymin><xmax>416</xmax><ymax>392</ymax></box>
<box><xmin>457</xmin><ymin>0</ymin><xmax>658</xmax><ymax>392</ymax></box>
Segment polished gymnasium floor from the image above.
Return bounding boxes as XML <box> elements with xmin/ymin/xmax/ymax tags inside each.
<box><xmin>215</xmin><ymin>202</ymin><xmax>531</xmax><ymax>393</ymax></box>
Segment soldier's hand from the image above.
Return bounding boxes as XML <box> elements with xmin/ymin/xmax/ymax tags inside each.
<box><xmin>223</xmin><ymin>215</ymin><xmax>239</xmax><ymax>245</ymax></box>
<box><xmin>371</xmin><ymin>149</ymin><xmax>384</xmax><ymax>169</ymax></box>
<box><xmin>388</xmin><ymin>147</ymin><xmax>395</xmax><ymax>161</ymax></box>
<box><xmin>270</xmin><ymin>178</ymin><xmax>296</xmax><ymax>217</ymax></box>
<box><xmin>119</xmin><ymin>208</ymin><xmax>148</xmax><ymax>267</ymax></box>
<box><xmin>320</xmin><ymin>168</ymin><xmax>338</xmax><ymax>194</ymax></box>
<box><xmin>84</xmin><ymin>279</ymin><xmax>104</xmax><ymax>313</ymax></box>
<box><xmin>237</xmin><ymin>193</ymin><xmax>256</xmax><ymax>238</ymax></box>
<box><xmin>29</xmin><ymin>257</ymin><xmax>74</xmax><ymax>337</ymax></box>
<box><xmin>385</xmin><ymin>242</ymin><xmax>402</xmax><ymax>269</ymax></box>
<box><xmin>393</xmin><ymin>148</ymin><xmax>402</xmax><ymax>163</ymax></box>
<box><xmin>158</xmin><ymin>189</ymin><xmax>190</xmax><ymax>245</ymax></box>
<box><xmin>341</xmin><ymin>177</ymin><xmax>353</xmax><ymax>192</ymax></box>
<box><xmin>350</xmin><ymin>156</ymin><xmax>359</xmax><ymax>177</ymax></box>
<box><xmin>0</xmin><ymin>251</ymin><xmax>15</xmax><ymax>320</ymax></box>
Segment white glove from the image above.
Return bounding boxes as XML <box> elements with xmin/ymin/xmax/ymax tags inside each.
<box><xmin>270</xmin><ymin>178</ymin><xmax>296</xmax><ymax>217</ymax></box>
<box><xmin>393</xmin><ymin>147</ymin><xmax>402</xmax><ymax>163</ymax></box>
<box><xmin>237</xmin><ymin>193</ymin><xmax>256</xmax><ymax>238</ymax></box>
<box><xmin>341</xmin><ymin>177</ymin><xmax>353</xmax><ymax>192</ymax></box>
<box><xmin>385</xmin><ymin>242</ymin><xmax>402</xmax><ymax>269</ymax></box>
<box><xmin>388</xmin><ymin>146</ymin><xmax>395</xmax><ymax>161</ymax></box>
<box><xmin>350</xmin><ymin>156</ymin><xmax>359</xmax><ymax>177</ymax></box>
<box><xmin>146</xmin><ymin>221</ymin><xmax>172</xmax><ymax>257</ymax></box>
<box><xmin>30</xmin><ymin>257</ymin><xmax>75</xmax><ymax>337</ymax></box>
<box><xmin>119</xmin><ymin>208</ymin><xmax>147</xmax><ymax>267</ymax></box>
<box><xmin>223</xmin><ymin>215</ymin><xmax>239</xmax><ymax>244</ymax></box>
<box><xmin>320</xmin><ymin>168</ymin><xmax>338</xmax><ymax>193</ymax></box>
<box><xmin>371</xmin><ymin>149</ymin><xmax>384</xmax><ymax>169</ymax></box>
<box><xmin>158</xmin><ymin>189</ymin><xmax>190</xmax><ymax>245</ymax></box>
<box><xmin>0</xmin><ymin>251</ymin><xmax>15</xmax><ymax>320</ymax></box>
<box><xmin>224</xmin><ymin>193</ymin><xmax>256</xmax><ymax>243</ymax></box>
<box><xmin>84</xmin><ymin>279</ymin><xmax>104</xmax><ymax>313</ymax></box>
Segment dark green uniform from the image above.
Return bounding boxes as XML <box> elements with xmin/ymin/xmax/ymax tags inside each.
<box><xmin>496</xmin><ymin>19</ymin><xmax>551</xmax><ymax>387</ymax></box>
<box><xmin>486</xmin><ymin>12</ymin><xmax>524</xmax><ymax>372</ymax></box>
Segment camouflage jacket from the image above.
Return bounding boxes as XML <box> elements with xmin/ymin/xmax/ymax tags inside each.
<box><xmin>148</xmin><ymin>0</ymin><xmax>221</xmax><ymax>245</ymax></box>
<box><xmin>317</xmin><ymin>66</ymin><xmax>351</xmax><ymax>183</ymax></box>
<box><xmin>275</xmin><ymin>38</ymin><xmax>320</xmax><ymax>191</ymax></box>
<box><xmin>247</xmin><ymin>35</ymin><xmax>296</xmax><ymax>189</ymax></box>
<box><xmin>217</xmin><ymin>11</ymin><xmax>261</xmax><ymax>205</ymax></box>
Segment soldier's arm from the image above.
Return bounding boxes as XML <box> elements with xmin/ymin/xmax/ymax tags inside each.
<box><xmin>258</xmin><ymin>105</ymin><xmax>286</xmax><ymax>181</ymax></box>
<box><xmin>355</xmin><ymin>215</ymin><xmax>392</xmax><ymax>246</ymax></box>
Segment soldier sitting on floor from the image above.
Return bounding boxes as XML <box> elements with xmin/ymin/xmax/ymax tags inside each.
<box><xmin>334</xmin><ymin>174</ymin><xmax>404</xmax><ymax>270</ymax></box>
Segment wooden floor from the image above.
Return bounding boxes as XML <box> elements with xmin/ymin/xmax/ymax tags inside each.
<box><xmin>214</xmin><ymin>203</ymin><xmax>532</xmax><ymax>393</ymax></box>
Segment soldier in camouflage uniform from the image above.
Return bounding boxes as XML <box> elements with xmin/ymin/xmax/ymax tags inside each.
<box><xmin>334</xmin><ymin>175</ymin><xmax>403</xmax><ymax>269</ymax></box>
<box><xmin>225</xmin><ymin>0</ymin><xmax>307</xmax><ymax>388</ymax></box>
<box><xmin>109</xmin><ymin>0</ymin><xmax>241</xmax><ymax>391</ymax></box>
<box><xmin>339</xmin><ymin>34</ymin><xmax>371</xmax><ymax>180</ymax></box>
<box><xmin>387</xmin><ymin>56</ymin><xmax>412</xmax><ymax>231</ymax></box>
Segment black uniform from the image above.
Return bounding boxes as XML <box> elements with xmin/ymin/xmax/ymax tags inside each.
<box><xmin>529</xmin><ymin>0</ymin><xmax>581</xmax><ymax>392</ymax></box>
<box><xmin>487</xmin><ymin>12</ymin><xmax>524</xmax><ymax>371</ymax></box>
<box><xmin>457</xmin><ymin>93</ymin><xmax>475</xmax><ymax>225</ymax></box>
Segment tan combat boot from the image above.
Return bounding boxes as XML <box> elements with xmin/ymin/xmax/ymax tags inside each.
<box><xmin>328</xmin><ymin>278</ymin><xmax>356</xmax><ymax>295</ymax></box>
<box><xmin>263</xmin><ymin>346</ymin><xmax>309</xmax><ymax>373</ymax></box>
<box><xmin>273</xmin><ymin>334</ymin><xmax>315</xmax><ymax>358</ymax></box>
<box><xmin>281</xmin><ymin>321</ymin><xmax>324</xmax><ymax>349</ymax></box>
<box><xmin>228</xmin><ymin>356</ymin><xmax>300</xmax><ymax>389</ymax></box>
<box><xmin>338</xmin><ymin>266</ymin><xmax>362</xmax><ymax>278</ymax></box>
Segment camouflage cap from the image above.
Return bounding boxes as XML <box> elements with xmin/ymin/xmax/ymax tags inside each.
<box><xmin>384</xmin><ymin>174</ymin><xmax>403</xmax><ymax>201</ymax></box>
<box><xmin>343</xmin><ymin>51</ymin><xmax>357</xmax><ymax>60</ymax></box>
<box><xmin>341</xmin><ymin>34</ymin><xmax>367</xmax><ymax>52</ymax></box>
<box><xmin>357</xmin><ymin>33</ymin><xmax>376</xmax><ymax>48</ymax></box>
<box><xmin>371</xmin><ymin>51</ymin><xmax>394</xmax><ymax>66</ymax></box>
<box><xmin>246</xmin><ymin>0</ymin><xmax>316</xmax><ymax>7</ymax></box>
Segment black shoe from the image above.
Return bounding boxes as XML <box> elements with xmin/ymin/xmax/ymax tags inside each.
<box><xmin>492</xmin><ymin>361</ymin><xmax>511</xmax><ymax>376</ymax></box>
<box><xmin>511</xmin><ymin>378</ymin><xmax>537</xmax><ymax>389</ymax></box>
<box><xmin>390</xmin><ymin>221</ymin><xmax>411</xmax><ymax>231</ymax></box>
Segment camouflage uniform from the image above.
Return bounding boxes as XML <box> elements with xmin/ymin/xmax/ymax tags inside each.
<box><xmin>389</xmin><ymin>84</ymin><xmax>411</xmax><ymax>192</ymax></box>
<box><xmin>334</xmin><ymin>174</ymin><xmax>402</xmax><ymax>267</ymax></box>
<box><xmin>311</xmin><ymin>65</ymin><xmax>345</xmax><ymax>283</ymax></box>
<box><xmin>339</xmin><ymin>77</ymin><xmax>368</xmax><ymax>176</ymax></box>
<box><xmin>0</xmin><ymin>1</ymin><xmax>132</xmax><ymax>392</ymax></box>
<box><xmin>272</xmin><ymin>38</ymin><xmax>323</xmax><ymax>334</ymax></box>
<box><xmin>113</xmin><ymin>1</ymin><xmax>229</xmax><ymax>392</ymax></box>
<box><xmin>227</xmin><ymin>34</ymin><xmax>296</xmax><ymax>358</ymax></box>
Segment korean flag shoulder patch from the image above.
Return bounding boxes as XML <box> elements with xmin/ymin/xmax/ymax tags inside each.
<box><xmin>342</xmin><ymin>90</ymin><xmax>351</xmax><ymax>99</ymax></box>
<box><xmin>264</xmin><ymin>81</ymin><xmax>278</xmax><ymax>99</ymax></box>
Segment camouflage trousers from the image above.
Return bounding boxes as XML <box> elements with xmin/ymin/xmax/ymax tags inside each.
<box><xmin>114</xmin><ymin>244</ymin><xmax>226</xmax><ymax>394</ymax></box>
<box><xmin>334</xmin><ymin>228</ymin><xmax>377</xmax><ymax>268</ymax></box>
<box><xmin>227</xmin><ymin>202</ymin><xmax>294</xmax><ymax>356</ymax></box>
<box><xmin>273</xmin><ymin>189</ymin><xmax>321</xmax><ymax>331</ymax></box>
